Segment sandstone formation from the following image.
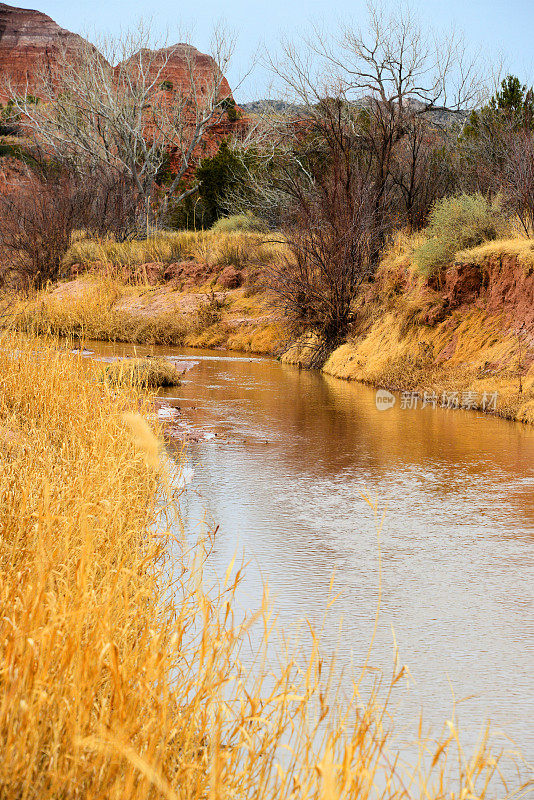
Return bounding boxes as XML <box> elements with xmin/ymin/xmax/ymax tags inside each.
<box><xmin>0</xmin><ymin>4</ymin><xmax>242</xmax><ymax>146</ymax></box>
<box><xmin>0</xmin><ymin>5</ymin><xmax>236</xmax><ymax>109</ymax></box>
<box><xmin>116</xmin><ymin>44</ymin><xmax>234</xmax><ymax>104</ymax></box>
<box><xmin>116</xmin><ymin>43</ymin><xmax>242</xmax><ymax>180</ymax></box>
<box><xmin>0</xmin><ymin>3</ymin><xmax>87</xmax><ymax>99</ymax></box>
<box><xmin>0</xmin><ymin>4</ymin><xmax>244</xmax><ymax>193</ymax></box>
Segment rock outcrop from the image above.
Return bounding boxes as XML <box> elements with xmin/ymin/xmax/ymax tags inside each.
<box><xmin>0</xmin><ymin>4</ymin><xmax>243</xmax><ymax>191</ymax></box>
<box><xmin>0</xmin><ymin>5</ymin><xmax>237</xmax><ymax>111</ymax></box>
<box><xmin>116</xmin><ymin>44</ymin><xmax>234</xmax><ymax>104</ymax></box>
<box><xmin>0</xmin><ymin>3</ymin><xmax>87</xmax><ymax>99</ymax></box>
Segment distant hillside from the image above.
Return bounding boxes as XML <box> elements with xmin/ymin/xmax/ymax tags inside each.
<box><xmin>240</xmin><ymin>100</ymin><xmax>307</xmax><ymax>116</ymax></box>
<box><xmin>241</xmin><ymin>98</ymin><xmax>469</xmax><ymax>129</ymax></box>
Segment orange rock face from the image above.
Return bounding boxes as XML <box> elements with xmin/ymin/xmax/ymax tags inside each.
<box><xmin>0</xmin><ymin>3</ymin><xmax>87</xmax><ymax>99</ymax></box>
<box><xmin>116</xmin><ymin>44</ymin><xmax>234</xmax><ymax>104</ymax></box>
<box><xmin>0</xmin><ymin>4</ymin><xmax>246</xmax><ymax>184</ymax></box>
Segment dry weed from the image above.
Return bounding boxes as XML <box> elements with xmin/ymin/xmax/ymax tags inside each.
<box><xmin>0</xmin><ymin>333</ymin><xmax>529</xmax><ymax>798</ymax></box>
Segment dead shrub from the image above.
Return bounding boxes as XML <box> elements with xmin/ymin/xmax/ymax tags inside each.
<box><xmin>0</xmin><ymin>166</ymin><xmax>138</xmax><ymax>290</ymax></box>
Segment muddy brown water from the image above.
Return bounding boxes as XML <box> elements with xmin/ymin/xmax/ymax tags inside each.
<box><xmin>87</xmin><ymin>341</ymin><xmax>534</xmax><ymax>776</ymax></box>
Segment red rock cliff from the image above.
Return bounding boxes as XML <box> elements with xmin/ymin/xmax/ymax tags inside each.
<box><xmin>0</xmin><ymin>4</ymin><xmax>245</xmax><ymax>184</ymax></box>
<box><xmin>0</xmin><ymin>3</ymin><xmax>88</xmax><ymax>99</ymax></box>
<box><xmin>116</xmin><ymin>44</ymin><xmax>234</xmax><ymax>103</ymax></box>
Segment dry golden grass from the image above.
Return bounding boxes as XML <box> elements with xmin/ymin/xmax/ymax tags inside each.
<box><xmin>63</xmin><ymin>230</ymin><xmax>287</xmax><ymax>274</ymax></box>
<box><xmin>457</xmin><ymin>237</ymin><xmax>534</xmax><ymax>270</ymax></box>
<box><xmin>0</xmin><ymin>331</ymin><xmax>529</xmax><ymax>798</ymax></box>
<box><xmin>323</xmin><ymin>307</ymin><xmax>534</xmax><ymax>423</ymax></box>
<box><xmin>0</xmin><ymin>227</ymin><xmax>288</xmax><ymax>355</ymax></box>
<box><xmin>64</xmin><ymin>230</ymin><xmax>193</xmax><ymax>268</ymax></box>
<box><xmin>102</xmin><ymin>357</ymin><xmax>183</xmax><ymax>388</ymax></box>
<box><xmin>379</xmin><ymin>230</ymin><xmax>425</xmax><ymax>277</ymax></box>
<box><xmin>1</xmin><ymin>274</ymin><xmax>284</xmax><ymax>355</ymax></box>
<box><xmin>4</xmin><ymin>279</ymin><xmax>194</xmax><ymax>346</ymax></box>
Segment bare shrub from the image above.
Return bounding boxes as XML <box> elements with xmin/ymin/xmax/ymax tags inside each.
<box><xmin>390</xmin><ymin>117</ymin><xmax>457</xmax><ymax>230</ymax></box>
<box><xmin>0</xmin><ymin>173</ymin><xmax>83</xmax><ymax>290</ymax></box>
<box><xmin>498</xmin><ymin>129</ymin><xmax>534</xmax><ymax>235</ymax></box>
<box><xmin>227</xmin><ymin>4</ymin><xmax>483</xmax><ymax>356</ymax></box>
<box><xmin>269</xmin><ymin>146</ymin><xmax>384</xmax><ymax>363</ymax></box>
<box><xmin>194</xmin><ymin>290</ymin><xmax>228</xmax><ymax>330</ymax></box>
<box><xmin>0</xmin><ymin>163</ymin><xmax>139</xmax><ymax>290</ymax></box>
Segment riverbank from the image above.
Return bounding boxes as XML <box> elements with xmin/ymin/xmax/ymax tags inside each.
<box><xmin>3</xmin><ymin>229</ymin><xmax>534</xmax><ymax>423</ymax></box>
<box><xmin>4</xmin><ymin>273</ymin><xmax>284</xmax><ymax>352</ymax></box>
<box><xmin>2</xmin><ymin>331</ymin><xmax>522</xmax><ymax>798</ymax></box>
<box><xmin>283</xmin><ymin>235</ymin><xmax>534</xmax><ymax>424</ymax></box>
<box><xmin>2</xmin><ymin>228</ymin><xmax>285</xmax><ymax>354</ymax></box>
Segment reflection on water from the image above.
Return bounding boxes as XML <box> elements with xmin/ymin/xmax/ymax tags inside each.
<box><xmin>89</xmin><ymin>341</ymin><xmax>534</xmax><ymax>770</ymax></box>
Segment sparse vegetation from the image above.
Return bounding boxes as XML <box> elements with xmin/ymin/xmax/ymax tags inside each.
<box><xmin>0</xmin><ymin>269</ymin><xmax>283</xmax><ymax>354</ymax></box>
<box><xmin>0</xmin><ymin>160</ymin><xmax>137</xmax><ymax>290</ymax></box>
<box><xmin>413</xmin><ymin>194</ymin><xmax>509</xmax><ymax>277</ymax></box>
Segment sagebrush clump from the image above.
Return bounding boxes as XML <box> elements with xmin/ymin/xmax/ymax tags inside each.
<box><xmin>414</xmin><ymin>194</ymin><xmax>509</xmax><ymax>277</ymax></box>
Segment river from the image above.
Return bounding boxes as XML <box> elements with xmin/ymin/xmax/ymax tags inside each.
<box><xmin>89</xmin><ymin>341</ymin><xmax>534</xmax><ymax>777</ymax></box>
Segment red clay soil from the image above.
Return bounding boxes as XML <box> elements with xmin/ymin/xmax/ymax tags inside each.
<box><xmin>442</xmin><ymin>255</ymin><xmax>534</xmax><ymax>333</ymax></box>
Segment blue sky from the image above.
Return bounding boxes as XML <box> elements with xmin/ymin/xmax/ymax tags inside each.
<box><xmin>12</xmin><ymin>0</ymin><xmax>534</xmax><ymax>101</ymax></box>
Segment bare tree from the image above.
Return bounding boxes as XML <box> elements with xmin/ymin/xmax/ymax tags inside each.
<box><xmin>0</xmin><ymin>159</ymin><xmax>136</xmax><ymax>290</ymax></box>
<box><xmin>493</xmin><ymin>128</ymin><xmax>534</xmax><ymax>236</ymax></box>
<box><xmin>272</xmin><ymin>4</ymin><xmax>481</xmax><ymax>215</ymax></box>
<box><xmin>457</xmin><ymin>78</ymin><xmax>534</xmax><ymax>234</ymax></box>
<box><xmin>390</xmin><ymin>116</ymin><xmax>456</xmax><ymax>230</ymax></box>
<box><xmin>224</xmin><ymin>4</ymin><xmax>484</xmax><ymax>359</ymax></box>
<box><xmin>6</xmin><ymin>22</ymin><xmax>238</xmax><ymax>232</ymax></box>
<box><xmin>325</xmin><ymin>5</ymin><xmax>482</xmax><ymax>112</ymax></box>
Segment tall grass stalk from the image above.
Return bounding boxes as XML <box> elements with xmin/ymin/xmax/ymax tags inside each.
<box><xmin>4</xmin><ymin>281</ymin><xmax>193</xmax><ymax>345</ymax></box>
<box><xmin>0</xmin><ymin>333</ymin><xmax>528</xmax><ymax>798</ymax></box>
<box><xmin>63</xmin><ymin>230</ymin><xmax>286</xmax><ymax>272</ymax></box>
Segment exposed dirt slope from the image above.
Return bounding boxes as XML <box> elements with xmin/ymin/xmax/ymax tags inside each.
<box><xmin>284</xmin><ymin>244</ymin><xmax>534</xmax><ymax>423</ymax></box>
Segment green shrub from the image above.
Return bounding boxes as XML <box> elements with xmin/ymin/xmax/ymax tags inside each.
<box><xmin>414</xmin><ymin>193</ymin><xmax>508</xmax><ymax>277</ymax></box>
<box><xmin>211</xmin><ymin>213</ymin><xmax>266</xmax><ymax>233</ymax></box>
<box><xmin>194</xmin><ymin>141</ymin><xmax>247</xmax><ymax>227</ymax></box>
<box><xmin>221</xmin><ymin>97</ymin><xmax>240</xmax><ymax>122</ymax></box>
